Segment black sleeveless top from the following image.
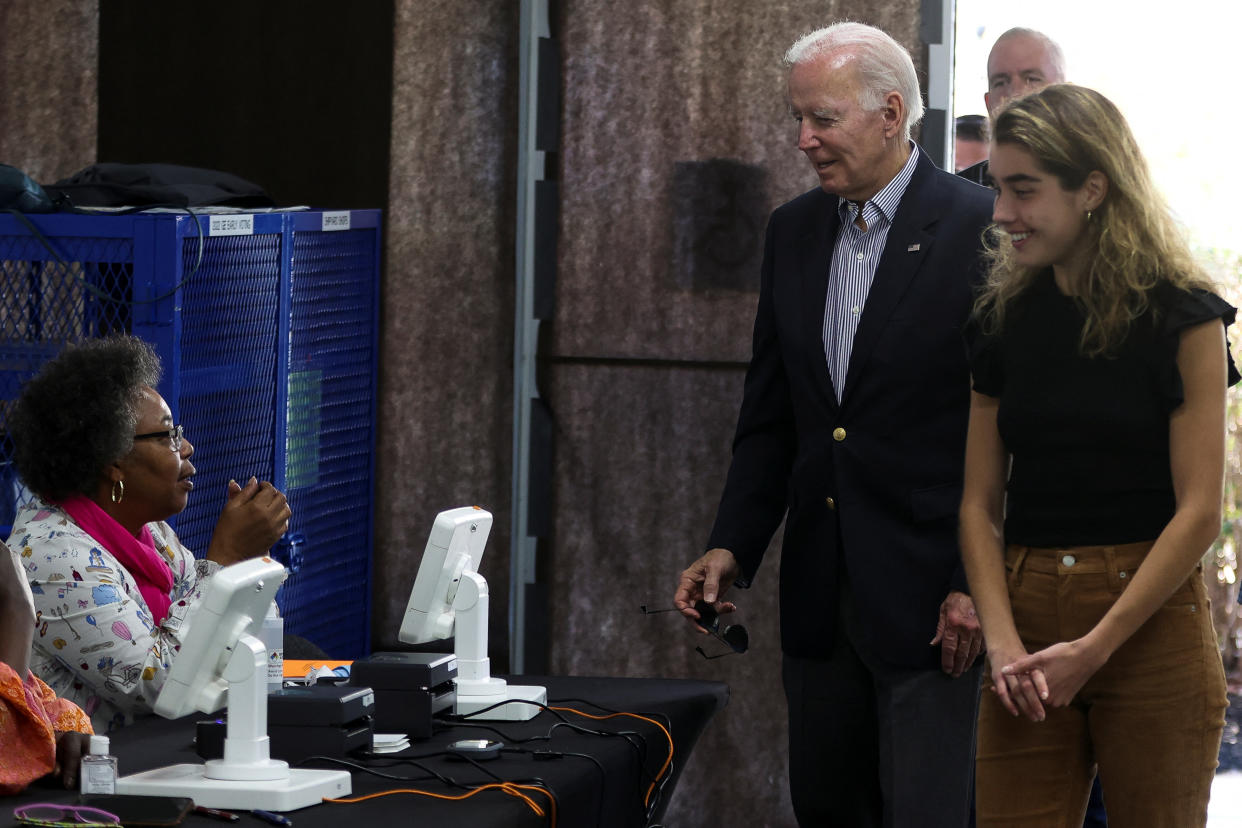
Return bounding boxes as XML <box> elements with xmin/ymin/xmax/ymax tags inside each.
<box><xmin>970</xmin><ymin>272</ymin><xmax>1239</xmax><ymax>547</ymax></box>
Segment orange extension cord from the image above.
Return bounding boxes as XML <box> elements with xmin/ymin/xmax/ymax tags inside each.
<box><xmin>325</xmin><ymin>782</ymin><xmax>557</xmax><ymax>827</ymax></box>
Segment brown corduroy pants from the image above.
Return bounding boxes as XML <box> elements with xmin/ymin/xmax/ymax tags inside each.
<box><xmin>975</xmin><ymin>541</ymin><xmax>1227</xmax><ymax>828</ymax></box>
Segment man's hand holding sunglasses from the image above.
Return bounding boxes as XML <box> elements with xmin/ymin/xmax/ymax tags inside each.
<box><xmin>674</xmin><ymin>547</ymin><xmax>740</xmax><ymax>633</ymax></box>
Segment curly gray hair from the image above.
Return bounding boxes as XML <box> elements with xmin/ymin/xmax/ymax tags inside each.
<box><xmin>9</xmin><ymin>335</ymin><xmax>162</xmax><ymax>500</ymax></box>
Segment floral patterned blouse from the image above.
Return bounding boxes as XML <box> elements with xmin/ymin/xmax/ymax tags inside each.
<box><xmin>2</xmin><ymin>541</ymin><xmax>94</xmax><ymax>794</ymax></box>
<box><xmin>7</xmin><ymin>497</ymin><xmax>220</xmax><ymax>733</ymax></box>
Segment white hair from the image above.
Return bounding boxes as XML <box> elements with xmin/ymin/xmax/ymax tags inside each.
<box><xmin>784</xmin><ymin>22</ymin><xmax>924</xmax><ymax>142</ymax></box>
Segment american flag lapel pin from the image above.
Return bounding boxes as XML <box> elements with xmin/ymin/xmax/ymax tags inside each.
<box><xmin>907</xmin><ymin>243</ymin><xmax>921</xmax><ymax>252</ymax></box>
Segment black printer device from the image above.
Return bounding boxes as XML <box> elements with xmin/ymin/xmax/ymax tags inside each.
<box><xmin>197</xmin><ymin>684</ymin><xmax>376</xmax><ymax>762</ymax></box>
<box><xmin>349</xmin><ymin>651</ymin><xmax>457</xmax><ymax>739</ymax></box>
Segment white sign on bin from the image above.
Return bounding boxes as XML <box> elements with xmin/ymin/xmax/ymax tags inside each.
<box><xmin>209</xmin><ymin>215</ymin><xmax>255</xmax><ymax>236</ymax></box>
<box><xmin>322</xmin><ymin>211</ymin><xmax>351</xmax><ymax>232</ymax></box>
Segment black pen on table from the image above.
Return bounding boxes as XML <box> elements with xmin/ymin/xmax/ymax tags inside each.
<box><xmin>251</xmin><ymin>809</ymin><xmax>293</xmax><ymax>827</ymax></box>
<box><xmin>193</xmin><ymin>805</ymin><xmax>240</xmax><ymax>822</ymax></box>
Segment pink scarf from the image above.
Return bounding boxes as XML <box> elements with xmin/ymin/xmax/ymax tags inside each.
<box><xmin>55</xmin><ymin>495</ymin><xmax>174</xmax><ymax>625</ymax></box>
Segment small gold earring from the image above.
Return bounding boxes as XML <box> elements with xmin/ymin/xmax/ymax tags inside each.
<box><xmin>111</xmin><ymin>479</ymin><xmax>124</xmax><ymax>504</ymax></box>
<box><xmin>1086</xmin><ymin>209</ymin><xmax>1093</xmax><ymax>221</ymax></box>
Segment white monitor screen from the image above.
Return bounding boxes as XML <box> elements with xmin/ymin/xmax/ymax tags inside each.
<box><xmin>154</xmin><ymin>557</ymin><xmax>286</xmax><ymax>718</ymax></box>
<box><xmin>398</xmin><ymin>506</ymin><xmax>492</xmax><ymax>645</ymax></box>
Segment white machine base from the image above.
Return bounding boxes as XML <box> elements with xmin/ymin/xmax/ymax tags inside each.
<box><xmin>117</xmin><ymin>764</ymin><xmax>351</xmax><ymax>811</ymax></box>
<box><xmin>455</xmin><ymin>683</ymin><xmax>547</xmax><ymax>721</ymax></box>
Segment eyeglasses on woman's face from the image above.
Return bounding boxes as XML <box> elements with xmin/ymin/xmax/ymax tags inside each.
<box><xmin>133</xmin><ymin>423</ymin><xmax>184</xmax><ymax>453</ymax></box>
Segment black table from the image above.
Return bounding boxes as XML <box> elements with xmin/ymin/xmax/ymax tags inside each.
<box><xmin>5</xmin><ymin>675</ymin><xmax>727</xmax><ymax>828</ymax></box>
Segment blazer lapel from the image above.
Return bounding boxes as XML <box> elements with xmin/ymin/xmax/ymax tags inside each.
<box><xmin>840</xmin><ymin>151</ymin><xmax>940</xmax><ymax>402</ymax></box>
<box><xmin>800</xmin><ymin>194</ymin><xmax>842</xmax><ymax>409</ymax></box>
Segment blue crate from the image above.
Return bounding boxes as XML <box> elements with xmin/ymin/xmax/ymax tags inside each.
<box><xmin>0</xmin><ymin>209</ymin><xmax>380</xmax><ymax>657</ymax></box>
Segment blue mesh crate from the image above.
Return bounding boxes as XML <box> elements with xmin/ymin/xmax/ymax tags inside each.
<box><xmin>0</xmin><ymin>209</ymin><xmax>379</xmax><ymax>657</ymax></box>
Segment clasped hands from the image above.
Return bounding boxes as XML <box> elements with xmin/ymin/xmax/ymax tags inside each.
<box><xmin>206</xmin><ymin>476</ymin><xmax>292</xmax><ymax>566</ymax></box>
<box><xmin>990</xmin><ymin>636</ymin><xmax>1108</xmax><ymax>722</ymax></box>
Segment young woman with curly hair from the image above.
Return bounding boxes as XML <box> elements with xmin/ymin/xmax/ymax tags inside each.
<box><xmin>960</xmin><ymin>83</ymin><xmax>1238</xmax><ymax>826</ymax></box>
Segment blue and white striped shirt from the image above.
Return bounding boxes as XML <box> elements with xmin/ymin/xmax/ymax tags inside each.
<box><xmin>822</xmin><ymin>146</ymin><xmax>919</xmax><ymax>400</ymax></box>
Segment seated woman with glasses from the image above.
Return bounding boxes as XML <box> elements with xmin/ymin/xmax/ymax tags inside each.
<box><xmin>1</xmin><ymin>538</ymin><xmax>93</xmax><ymax>794</ymax></box>
<box><xmin>5</xmin><ymin>335</ymin><xmax>291</xmax><ymax>733</ymax></box>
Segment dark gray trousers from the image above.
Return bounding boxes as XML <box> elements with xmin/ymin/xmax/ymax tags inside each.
<box><xmin>782</xmin><ymin>628</ymin><xmax>982</xmax><ymax>827</ymax></box>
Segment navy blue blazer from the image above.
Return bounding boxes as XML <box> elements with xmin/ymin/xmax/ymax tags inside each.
<box><xmin>707</xmin><ymin>147</ymin><xmax>995</xmax><ymax>669</ymax></box>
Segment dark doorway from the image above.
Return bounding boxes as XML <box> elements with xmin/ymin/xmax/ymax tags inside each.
<box><xmin>99</xmin><ymin>1</ymin><xmax>394</xmax><ymax>210</ymax></box>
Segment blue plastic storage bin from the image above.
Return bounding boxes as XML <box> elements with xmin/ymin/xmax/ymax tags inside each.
<box><xmin>0</xmin><ymin>208</ymin><xmax>379</xmax><ymax>657</ymax></box>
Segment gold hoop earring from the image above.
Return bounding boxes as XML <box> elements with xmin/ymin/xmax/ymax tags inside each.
<box><xmin>1086</xmin><ymin>210</ymin><xmax>1093</xmax><ymax>221</ymax></box>
<box><xmin>111</xmin><ymin>479</ymin><xmax>124</xmax><ymax>504</ymax></box>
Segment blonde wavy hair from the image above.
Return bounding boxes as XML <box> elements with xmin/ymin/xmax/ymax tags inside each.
<box><xmin>976</xmin><ymin>83</ymin><xmax>1212</xmax><ymax>355</ymax></box>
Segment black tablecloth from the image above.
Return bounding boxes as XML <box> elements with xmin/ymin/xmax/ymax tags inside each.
<box><xmin>5</xmin><ymin>675</ymin><xmax>727</xmax><ymax>828</ymax></box>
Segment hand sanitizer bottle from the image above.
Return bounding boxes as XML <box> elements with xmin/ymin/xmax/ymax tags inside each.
<box><xmin>260</xmin><ymin>600</ymin><xmax>284</xmax><ymax>693</ymax></box>
<box><xmin>80</xmin><ymin>734</ymin><xmax>117</xmax><ymax>794</ymax></box>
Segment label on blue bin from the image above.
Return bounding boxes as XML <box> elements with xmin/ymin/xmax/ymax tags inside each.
<box><xmin>322</xmin><ymin>211</ymin><xmax>351</xmax><ymax>231</ymax></box>
<box><xmin>209</xmin><ymin>214</ymin><xmax>254</xmax><ymax>236</ymax></box>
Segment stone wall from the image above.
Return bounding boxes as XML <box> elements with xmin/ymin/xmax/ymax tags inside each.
<box><xmin>372</xmin><ymin>1</ymin><xmax>522</xmax><ymax>658</ymax></box>
<box><xmin>0</xmin><ymin>1</ymin><xmax>97</xmax><ymax>181</ymax></box>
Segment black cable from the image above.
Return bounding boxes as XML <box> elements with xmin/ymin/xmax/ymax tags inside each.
<box><xmin>546</xmin><ymin>720</ymin><xmax>655</xmax><ymax>819</ymax></box>
<box><xmin>5</xmin><ymin>205</ymin><xmax>207</xmax><ymax>305</ymax></box>
<box><xmin>547</xmin><ymin>697</ymin><xmax>671</xmax><ymax>764</ymax></box>
<box><xmin>446</xmin><ymin>697</ymin><xmax>555</xmax><ymax>720</ymax></box>
<box><xmin>550</xmin><ymin>697</ymin><xmax>674</xmax><ymax>734</ymax></box>
<box><xmin>550</xmin><ymin>697</ymin><xmax>677</xmax><ymax>802</ymax></box>
<box><xmin>306</xmin><ymin>715</ymin><xmax>663</xmax><ymax>826</ymax></box>
<box><xmin>295</xmin><ymin>754</ymin><xmax>461</xmax><ymax>788</ymax></box>
<box><xmin>308</xmin><ymin>750</ymin><xmax>556</xmax><ymax>797</ymax></box>
<box><xmin>451</xmin><ymin>751</ymin><xmax>508</xmax><ymax>783</ymax></box>
<box><xmin>434</xmin><ymin>713</ymin><xmax>652</xmax><ymax>772</ymax></box>
<box><xmin>446</xmin><ymin>696</ymin><xmax>658</xmax><ymax>762</ymax></box>
<box><xmin>546</xmin><ymin>721</ymin><xmax>650</xmax><ymax>772</ymax></box>
<box><xmin>643</xmin><ymin>756</ymin><xmax>675</xmax><ymax>825</ymax></box>
<box><xmin>516</xmin><ymin>747</ymin><xmax>607</xmax><ymax>828</ymax></box>
<box><xmin>432</xmin><ymin>719</ymin><xmax>546</xmax><ymax>744</ymax></box>
<box><xmin>437</xmin><ymin>696</ymin><xmax>674</xmax><ymax>823</ymax></box>
<box><xmin>435</xmin><ymin>710</ymin><xmax>657</xmax><ymax>820</ymax></box>
<box><xmin>438</xmin><ymin>701</ymin><xmax>634</xmax><ymax>745</ymax></box>
<box><xmin>351</xmin><ymin>750</ymin><xmax>458</xmax><ymax>762</ymax></box>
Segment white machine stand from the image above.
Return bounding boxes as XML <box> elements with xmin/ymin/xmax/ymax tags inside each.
<box><xmin>451</xmin><ymin>569</ymin><xmax>547</xmax><ymax>719</ymax></box>
<box><xmin>400</xmin><ymin>507</ymin><xmax>546</xmax><ymax>721</ymax></box>
<box><xmin>116</xmin><ymin>558</ymin><xmax>351</xmax><ymax>810</ymax></box>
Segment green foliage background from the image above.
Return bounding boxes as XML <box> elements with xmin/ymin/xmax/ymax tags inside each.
<box><xmin>1197</xmin><ymin>246</ymin><xmax>1242</xmax><ymax>686</ymax></box>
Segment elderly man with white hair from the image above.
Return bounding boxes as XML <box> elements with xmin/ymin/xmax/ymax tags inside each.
<box><xmin>675</xmin><ymin>21</ymin><xmax>993</xmax><ymax>827</ymax></box>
